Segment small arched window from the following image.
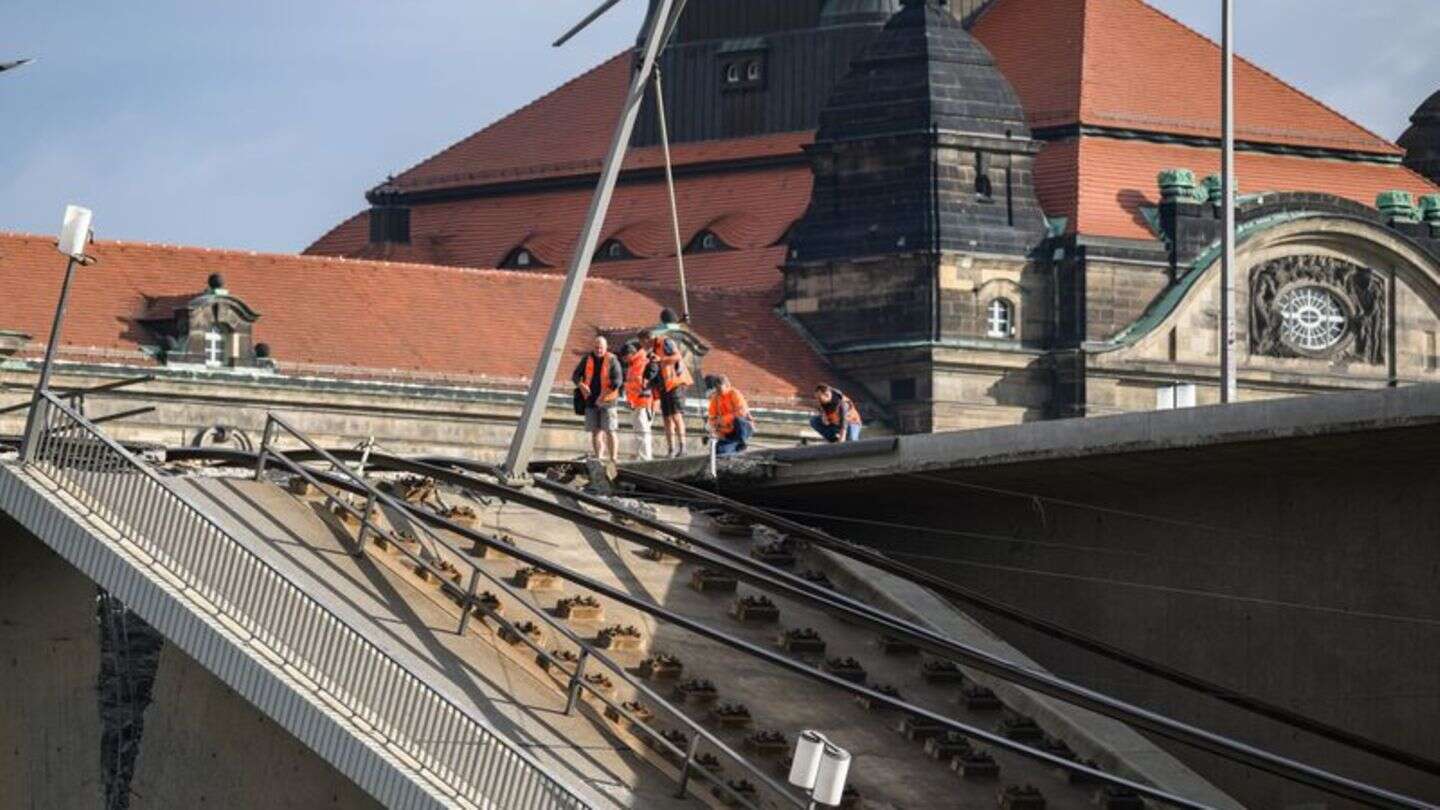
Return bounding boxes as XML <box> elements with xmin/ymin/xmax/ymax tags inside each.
<box><xmin>204</xmin><ymin>326</ymin><xmax>227</xmax><ymax>367</ymax></box>
<box><xmin>685</xmin><ymin>230</ymin><xmax>730</xmax><ymax>254</ymax></box>
<box><xmin>595</xmin><ymin>239</ymin><xmax>634</xmax><ymax>262</ymax></box>
<box><xmin>746</xmin><ymin>61</ymin><xmax>762</xmax><ymax>82</ymax></box>
<box><xmin>986</xmin><ymin>298</ymin><xmax>1015</xmax><ymax>338</ymax></box>
<box><xmin>501</xmin><ymin>246</ymin><xmax>546</xmax><ymax>270</ymax></box>
<box><xmin>724</xmin><ymin>63</ymin><xmax>741</xmax><ymax>84</ymax></box>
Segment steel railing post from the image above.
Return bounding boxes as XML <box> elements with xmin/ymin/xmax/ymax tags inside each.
<box><xmin>674</xmin><ymin>733</ymin><xmax>700</xmax><ymax>798</ymax></box>
<box><xmin>255</xmin><ymin>417</ymin><xmax>276</xmax><ymax>481</ymax></box>
<box><xmin>355</xmin><ymin>490</ymin><xmax>377</xmax><ymax>555</ymax></box>
<box><xmin>457</xmin><ymin>569</ymin><xmax>480</xmax><ymax>635</ymax></box>
<box><xmin>564</xmin><ymin>650</ymin><xmax>590</xmax><ymax>716</ymax></box>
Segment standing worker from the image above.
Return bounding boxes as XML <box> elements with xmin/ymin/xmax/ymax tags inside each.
<box><xmin>811</xmin><ymin>384</ymin><xmax>862</xmax><ymax>444</ymax></box>
<box><xmin>643</xmin><ymin>329</ymin><xmax>694</xmax><ymax>458</ymax></box>
<box><xmin>572</xmin><ymin>336</ymin><xmax>623</xmax><ymax>463</ymax></box>
<box><xmin>705</xmin><ymin>375</ymin><xmax>753</xmax><ymax>456</ymax></box>
<box><xmin>621</xmin><ymin>340</ymin><xmax>659</xmax><ymax>461</ymax></box>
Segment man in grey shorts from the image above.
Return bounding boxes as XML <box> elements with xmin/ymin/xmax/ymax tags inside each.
<box><xmin>571</xmin><ymin>336</ymin><xmax>623</xmax><ymax>462</ymax></box>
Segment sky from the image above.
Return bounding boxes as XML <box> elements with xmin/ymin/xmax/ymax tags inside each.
<box><xmin>0</xmin><ymin>1</ymin><xmax>1435</xmax><ymax>254</ymax></box>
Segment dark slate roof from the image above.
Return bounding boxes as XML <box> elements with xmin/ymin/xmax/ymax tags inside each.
<box><xmin>819</xmin><ymin>0</ymin><xmax>902</xmax><ymax>27</ymax></box>
<box><xmin>1400</xmin><ymin>90</ymin><xmax>1440</xmax><ymax>186</ymax></box>
<box><xmin>816</xmin><ymin>0</ymin><xmax>1031</xmax><ymax>142</ymax></box>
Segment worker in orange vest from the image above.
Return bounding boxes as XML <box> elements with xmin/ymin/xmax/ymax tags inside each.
<box><xmin>705</xmin><ymin>375</ymin><xmax>753</xmax><ymax>456</ymax></box>
<box><xmin>812</xmin><ymin>384</ymin><xmax>862</xmax><ymax>443</ymax></box>
<box><xmin>571</xmin><ymin>336</ymin><xmax>623</xmax><ymax>462</ymax></box>
<box><xmin>641</xmin><ymin>329</ymin><xmax>694</xmax><ymax>458</ymax></box>
<box><xmin>620</xmin><ymin>340</ymin><xmax>660</xmax><ymax>461</ymax></box>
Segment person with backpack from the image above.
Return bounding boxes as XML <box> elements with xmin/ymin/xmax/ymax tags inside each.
<box><xmin>571</xmin><ymin>336</ymin><xmax>623</xmax><ymax>462</ymax></box>
<box><xmin>812</xmin><ymin>384</ymin><xmax>862</xmax><ymax>443</ymax></box>
<box><xmin>620</xmin><ymin>339</ymin><xmax>660</xmax><ymax>461</ymax></box>
<box><xmin>641</xmin><ymin>329</ymin><xmax>694</xmax><ymax>458</ymax></box>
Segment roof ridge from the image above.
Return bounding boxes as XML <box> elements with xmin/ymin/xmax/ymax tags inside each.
<box><xmin>386</xmin><ymin>51</ymin><xmax>630</xmax><ymax>190</ymax></box>
<box><xmin>0</xmin><ymin>229</ymin><xmax>663</xmax><ymax>292</ymax></box>
<box><xmin>1118</xmin><ymin>0</ymin><xmax>1397</xmax><ymax>154</ymax></box>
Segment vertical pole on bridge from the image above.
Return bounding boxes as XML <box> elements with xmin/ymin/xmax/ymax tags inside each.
<box><xmin>1219</xmin><ymin>0</ymin><xmax>1238</xmax><ymax>404</ymax></box>
<box><xmin>499</xmin><ymin>0</ymin><xmax>683</xmax><ymax>482</ymax></box>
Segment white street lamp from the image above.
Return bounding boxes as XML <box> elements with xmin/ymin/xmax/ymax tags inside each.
<box><xmin>20</xmin><ymin>205</ymin><xmax>95</xmax><ymax>460</ymax></box>
<box><xmin>789</xmin><ymin>730</ymin><xmax>851</xmax><ymax>808</ymax></box>
<box><xmin>0</xmin><ymin>58</ymin><xmax>33</xmax><ymax>74</ymax></box>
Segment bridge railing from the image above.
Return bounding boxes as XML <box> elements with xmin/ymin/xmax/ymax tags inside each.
<box><xmin>24</xmin><ymin>392</ymin><xmax>591</xmax><ymax>810</ymax></box>
<box><xmin>257</xmin><ymin>412</ymin><xmax>808</xmax><ymax>810</ymax></box>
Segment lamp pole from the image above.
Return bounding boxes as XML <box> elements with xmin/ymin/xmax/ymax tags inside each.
<box><xmin>500</xmin><ymin>0</ymin><xmax>687</xmax><ymax>481</ymax></box>
<box><xmin>1219</xmin><ymin>0</ymin><xmax>1238</xmax><ymax>403</ymax></box>
<box><xmin>21</xmin><ymin>206</ymin><xmax>93</xmax><ymax>461</ymax></box>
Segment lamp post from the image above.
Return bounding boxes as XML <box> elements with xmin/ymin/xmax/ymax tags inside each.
<box><xmin>0</xmin><ymin>58</ymin><xmax>33</xmax><ymax>74</ymax></box>
<box><xmin>1219</xmin><ymin>0</ymin><xmax>1238</xmax><ymax>403</ymax></box>
<box><xmin>20</xmin><ymin>205</ymin><xmax>94</xmax><ymax>461</ymax></box>
<box><xmin>788</xmin><ymin>730</ymin><xmax>851</xmax><ymax>808</ymax></box>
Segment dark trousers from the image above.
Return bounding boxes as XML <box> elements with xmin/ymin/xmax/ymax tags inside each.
<box><xmin>810</xmin><ymin>416</ymin><xmax>861</xmax><ymax>443</ymax></box>
<box><xmin>715</xmin><ymin>418</ymin><xmax>754</xmax><ymax>456</ymax></box>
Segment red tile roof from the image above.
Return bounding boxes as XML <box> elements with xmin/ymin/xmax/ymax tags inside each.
<box><xmin>311</xmin><ymin>0</ymin><xmax>1429</xmax><ymax>266</ymax></box>
<box><xmin>973</xmin><ymin>0</ymin><xmax>1402</xmax><ymax>155</ymax></box>
<box><xmin>384</xmin><ymin>51</ymin><xmax>810</xmax><ymax>194</ymax></box>
<box><xmin>1043</xmin><ymin>137</ymin><xmax>1438</xmax><ymax>240</ymax></box>
<box><xmin>0</xmin><ymin>233</ymin><xmax>830</xmax><ymax>405</ymax></box>
<box><xmin>309</xmin><ymin>164</ymin><xmax>813</xmax><ymax>291</ymax></box>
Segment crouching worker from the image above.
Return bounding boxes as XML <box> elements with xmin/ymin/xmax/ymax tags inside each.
<box><xmin>706</xmin><ymin>375</ymin><xmax>753</xmax><ymax>456</ymax></box>
<box><xmin>811</xmin><ymin>384</ymin><xmax>862</xmax><ymax>443</ymax></box>
<box><xmin>572</xmin><ymin>336</ymin><xmax>623</xmax><ymax>463</ymax></box>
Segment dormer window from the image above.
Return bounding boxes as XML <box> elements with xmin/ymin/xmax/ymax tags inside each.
<box><xmin>685</xmin><ymin>230</ymin><xmax>732</xmax><ymax>254</ymax></box>
<box><xmin>595</xmin><ymin>239</ymin><xmax>634</xmax><ymax>262</ymax></box>
<box><xmin>501</xmin><ymin>246</ymin><xmax>547</xmax><ymax>270</ymax></box>
<box><xmin>137</xmin><ymin>272</ymin><xmax>270</xmax><ymax>372</ymax></box>
<box><xmin>718</xmin><ymin>40</ymin><xmax>767</xmax><ymax>92</ymax></box>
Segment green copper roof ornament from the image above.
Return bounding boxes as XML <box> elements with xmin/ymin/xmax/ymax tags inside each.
<box><xmin>1418</xmin><ymin>193</ymin><xmax>1440</xmax><ymax>224</ymax></box>
<box><xmin>1201</xmin><ymin>173</ymin><xmax>1239</xmax><ymax>205</ymax></box>
<box><xmin>1157</xmin><ymin>168</ymin><xmax>1197</xmax><ymax>204</ymax></box>
<box><xmin>1376</xmin><ymin>190</ymin><xmax>1419</xmax><ymax>223</ymax></box>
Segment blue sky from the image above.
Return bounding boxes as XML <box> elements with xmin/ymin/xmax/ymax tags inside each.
<box><xmin>1</xmin><ymin>1</ymin><xmax>1435</xmax><ymax>254</ymax></box>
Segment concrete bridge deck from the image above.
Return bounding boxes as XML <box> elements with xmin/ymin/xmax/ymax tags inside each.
<box><xmin>633</xmin><ymin>383</ymin><xmax>1440</xmax><ymax>808</ymax></box>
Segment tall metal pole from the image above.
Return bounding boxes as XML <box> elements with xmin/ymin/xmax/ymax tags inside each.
<box><xmin>501</xmin><ymin>0</ymin><xmax>681</xmax><ymax>480</ymax></box>
<box><xmin>653</xmin><ymin>67</ymin><xmax>692</xmax><ymax>321</ymax></box>
<box><xmin>1219</xmin><ymin>0</ymin><xmax>1238</xmax><ymax>403</ymax></box>
<box><xmin>20</xmin><ymin>256</ymin><xmax>81</xmax><ymax>461</ymax></box>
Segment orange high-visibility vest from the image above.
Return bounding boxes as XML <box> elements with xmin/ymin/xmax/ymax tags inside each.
<box><xmin>582</xmin><ymin>352</ymin><xmax>620</xmax><ymax>405</ymax></box>
<box><xmin>708</xmin><ymin>388</ymin><xmax>749</xmax><ymax>434</ymax></box>
<box><xmin>653</xmin><ymin>338</ymin><xmax>693</xmax><ymax>392</ymax></box>
<box><xmin>624</xmin><ymin>352</ymin><xmax>654</xmax><ymax>409</ymax></box>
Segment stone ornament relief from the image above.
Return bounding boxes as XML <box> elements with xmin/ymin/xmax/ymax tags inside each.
<box><xmin>1250</xmin><ymin>255</ymin><xmax>1386</xmax><ymax>364</ymax></box>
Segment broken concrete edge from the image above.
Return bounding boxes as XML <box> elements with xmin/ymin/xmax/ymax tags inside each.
<box><xmin>812</xmin><ymin>544</ymin><xmax>1246</xmax><ymax>810</ymax></box>
<box><xmin>668</xmin><ymin>382</ymin><xmax>1440</xmax><ymax>491</ymax></box>
<box><xmin>0</xmin><ymin>463</ymin><xmax>582</xmax><ymax>810</ymax></box>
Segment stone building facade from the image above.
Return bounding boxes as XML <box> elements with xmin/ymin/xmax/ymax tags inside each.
<box><xmin>301</xmin><ymin>0</ymin><xmax>1440</xmax><ymax>438</ymax></box>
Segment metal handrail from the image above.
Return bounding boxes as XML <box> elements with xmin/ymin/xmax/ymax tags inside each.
<box><xmin>256</xmin><ymin>413</ymin><xmax>805</xmax><ymax>810</ymax></box>
<box><xmin>24</xmin><ymin>394</ymin><xmax>591</xmax><ymax>810</ymax></box>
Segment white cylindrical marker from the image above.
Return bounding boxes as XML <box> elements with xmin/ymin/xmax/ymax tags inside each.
<box><xmin>813</xmin><ymin>743</ymin><xmax>852</xmax><ymax>806</ymax></box>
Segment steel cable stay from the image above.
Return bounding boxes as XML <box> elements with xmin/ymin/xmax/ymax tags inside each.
<box><xmin>611</xmin><ymin>491</ymin><xmax>1440</xmax><ymax>627</ymax></box>
<box><xmin>608</xmin><ymin>467</ymin><xmax>1440</xmax><ymax>783</ymax></box>
<box><xmin>168</xmin><ymin>446</ymin><xmax>1434</xmax><ymax>808</ymax></box>
<box><xmin>217</xmin><ymin>453</ymin><xmax>1217</xmax><ymax>810</ymax></box>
